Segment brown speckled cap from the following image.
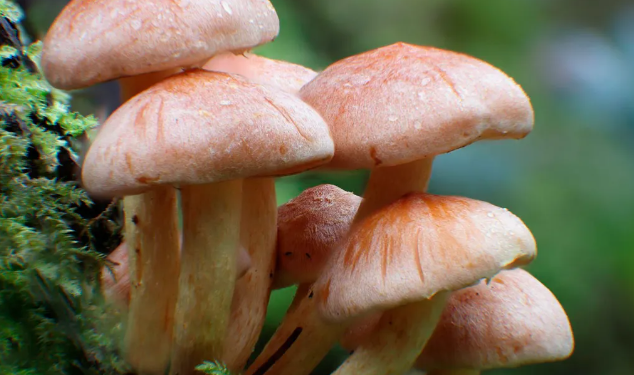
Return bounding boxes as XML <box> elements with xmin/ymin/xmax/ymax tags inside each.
<box><xmin>299</xmin><ymin>42</ymin><xmax>534</xmax><ymax>169</ymax></box>
<box><xmin>42</xmin><ymin>0</ymin><xmax>280</xmax><ymax>90</ymax></box>
<box><xmin>314</xmin><ymin>193</ymin><xmax>536</xmax><ymax>323</ymax></box>
<box><xmin>204</xmin><ymin>52</ymin><xmax>317</xmax><ymax>94</ymax></box>
<box><xmin>274</xmin><ymin>184</ymin><xmax>361</xmax><ymax>288</ymax></box>
<box><xmin>417</xmin><ymin>268</ymin><xmax>574</xmax><ymax>370</ymax></box>
<box><xmin>81</xmin><ymin>69</ymin><xmax>334</xmax><ymax>197</ymax></box>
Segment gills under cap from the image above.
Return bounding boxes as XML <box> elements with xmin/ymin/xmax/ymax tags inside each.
<box><xmin>299</xmin><ymin>42</ymin><xmax>534</xmax><ymax>169</ymax></box>
<box><xmin>275</xmin><ymin>184</ymin><xmax>361</xmax><ymax>288</ymax></box>
<box><xmin>315</xmin><ymin>193</ymin><xmax>536</xmax><ymax>322</ymax></box>
<box><xmin>204</xmin><ymin>52</ymin><xmax>318</xmax><ymax>94</ymax></box>
<box><xmin>43</xmin><ymin>0</ymin><xmax>280</xmax><ymax>89</ymax></box>
<box><xmin>81</xmin><ymin>70</ymin><xmax>334</xmax><ymax>197</ymax></box>
<box><xmin>417</xmin><ymin>268</ymin><xmax>574</xmax><ymax>370</ymax></box>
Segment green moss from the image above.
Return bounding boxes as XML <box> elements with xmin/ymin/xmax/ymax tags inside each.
<box><xmin>0</xmin><ymin>1</ymin><xmax>125</xmax><ymax>373</ymax></box>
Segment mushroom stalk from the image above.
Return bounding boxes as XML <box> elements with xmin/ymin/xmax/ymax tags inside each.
<box><xmin>223</xmin><ymin>178</ymin><xmax>277</xmax><ymax>371</ymax></box>
<box><xmin>331</xmin><ymin>293</ymin><xmax>448</xmax><ymax>375</ymax></box>
<box><xmin>354</xmin><ymin>158</ymin><xmax>434</xmax><ymax>222</ymax></box>
<box><xmin>172</xmin><ymin>180</ymin><xmax>243</xmax><ymax>374</ymax></box>
<box><xmin>427</xmin><ymin>371</ymin><xmax>480</xmax><ymax>375</ymax></box>
<box><xmin>244</xmin><ymin>285</ymin><xmax>347</xmax><ymax>375</ymax></box>
<box><xmin>118</xmin><ymin>69</ymin><xmax>181</xmax><ymax>102</ymax></box>
<box><xmin>118</xmin><ymin>70</ymin><xmax>182</xmax><ymax>374</ymax></box>
<box><xmin>123</xmin><ymin>186</ymin><xmax>180</xmax><ymax>374</ymax></box>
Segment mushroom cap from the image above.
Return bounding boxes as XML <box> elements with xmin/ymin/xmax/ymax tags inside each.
<box><xmin>416</xmin><ymin>268</ymin><xmax>574</xmax><ymax>370</ymax></box>
<box><xmin>314</xmin><ymin>193</ymin><xmax>536</xmax><ymax>323</ymax></box>
<box><xmin>274</xmin><ymin>184</ymin><xmax>361</xmax><ymax>289</ymax></box>
<box><xmin>42</xmin><ymin>0</ymin><xmax>279</xmax><ymax>90</ymax></box>
<box><xmin>81</xmin><ymin>70</ymin><xmax>334</xmax><ymax>198</ymax></box>
<box><xmin>204</xmin><ymin>52</ymin><xmax>317</xmax><ymax>94</ymax></box>
<box><xmin>299</xmin><ymin>42</ymin><xmax>534</xmax><ymax>170</ymax></box>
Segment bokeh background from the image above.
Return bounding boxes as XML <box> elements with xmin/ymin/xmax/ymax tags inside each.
<box><xmin>17</xmin><ymin>0</ymin><xmax>634</xmax><ymax>374</ymax></box>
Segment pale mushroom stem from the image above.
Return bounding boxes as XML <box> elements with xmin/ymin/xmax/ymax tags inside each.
<box><xmin>171</xmin><ymin>180</ymin><xmax>243</xmax><ymax>375</ymax></box>
<box><xmin>331</xmin><ymin>293</ymin><xmax>448</xmax><ymax>375</ymax></box>
<box><xmin>427</xmin><ymin>370</ymin><xmax>481</xmax><ymax>375</ymax></box>
<box><xmin>245</xmin><ymin>285</ymin><xmax>348</xmax><ymax>375</ymax></box>
<box><xmin>119</xmin><ymin>69</ymin><xmax>182</xmax><ymax>103</ymax></box>
<box><xmin>123</xmin><ymin>186</ymin><xmax>180</xmax><ymax>374</ymax></box>
<box><xmin>353</xmin><ymin>157</ymin><xmax>434</xmax><ymax>223</ymax></box>
<box><xmin>223</xmin><ymin>178</ymin><xmax>278</xmax><ymax>371</ymax></box>
<box><xmin>118</xmin><ymin>69</ymin><xmax>182</xmax><ymax>374</ymax></box>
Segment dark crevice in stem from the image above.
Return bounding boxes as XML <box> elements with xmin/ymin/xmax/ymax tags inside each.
<box><xmin>251</xmin><ymin>327</ymin><xmax>303</xmax><ymax>375</ymax></box>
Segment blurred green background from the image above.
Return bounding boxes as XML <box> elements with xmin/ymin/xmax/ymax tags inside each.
<box><xmin>18</xmin><ymin>0</ymin><xmax>634</xmax><ymax>374</ymax></box>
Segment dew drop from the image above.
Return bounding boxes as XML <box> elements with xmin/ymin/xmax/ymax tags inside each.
<box><xmin>221</xmin><ymin>1</ymin><xmax>233</xmax><ymax>15</ymax></box>
<box><xmin>388</xmin><ymin>115</ymin><xmax>398</xmax><ymax>122</ymax></box>
<box><xmin>486</xmin><ymin>212</ymin><xmax>495</xmax><ymax>218</ymax></box>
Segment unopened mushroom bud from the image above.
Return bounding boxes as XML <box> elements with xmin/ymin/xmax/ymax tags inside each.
<box><xmin>274</xmin><ymin>184</ymin><xmax>361</xmax><ymax>289</ymax></box>
<box><xmin>417</xmin><ymin>269</ymin><xmax>574</xmax><ymax>375</ymax></box>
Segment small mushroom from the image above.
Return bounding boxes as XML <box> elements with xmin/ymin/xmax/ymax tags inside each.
<box><xmin>81</xmin><ymin>70</ymin><xmax>333</xmax><ymax>374</ymax></box>
<box><xmin>417</xmin><ymin>269</ymin><xmax>574</xmax><ymax>375</ymax></box>
<box><xmin>274</xmin><ymin>184</ymin><xmax>361</xmax><ymax>289</ymax></box>
<box><xmin>247</xmin><ymin>193</ymin><xmax>536</xmax><ymax>375</ymax></box>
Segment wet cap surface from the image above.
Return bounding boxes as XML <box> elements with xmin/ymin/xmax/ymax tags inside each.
<box><xmin>81</xmin><ymin>70</ymin><xmax>334</xmax><ymax>197</ymax></box>
<box><xmin>417</xmin><ymin>268</ymin><xmax>574</xmax><ymax>370</ymax></box>
<box><xmin>43</xmin><ymin>0</ymin><xmax>280</xmax><ymax>89</ymax></box>
<box><xmin>300</xmin><ymin>43</ymin><xmax>534</xmax><ymax>169</ymax></box>
<box><xmin>315</xmin><ymin>193</ymin><xmax>536</xmax><ymax>322</ymax></box>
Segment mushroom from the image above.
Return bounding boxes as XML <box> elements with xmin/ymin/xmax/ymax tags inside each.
<box><xmin>80</xmin><ymin>70</ymin><xmax>334</xmax><ymax>374</ymax></box>
<box><xmin>246</xmin><ymin>193</ymin><xmax>536</xmax><ymax>375</ymax></box>
<box><xmin>416</xmin><ymin>268</ymin><xmax>574</xmax><ymax>375</ymax></box>
<box><xmin>42</xmin><ymin>2</ymin><xmax>281</xmax><ymax>373</ymax></box>
<box><xmin>42</xmin><ymin>0</ymin><xmax>280</xmax><ymax>98</ymax></box>
<box><xmin>299</xmin><ymin>42</ymin><xmax>533</xmax><ymax>221</ymax></box>
<box><xmin>200</xmin><ymin>53</ymin><xmax>321</xmax><ymax>371</ymax></box>
<box><xmin>273</xmin><ymin>184</ymin><xmax>361</xmax><ymax>289</ymax></box>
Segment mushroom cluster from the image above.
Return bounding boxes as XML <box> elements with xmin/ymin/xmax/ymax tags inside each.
<box><xmin>41</xmin><ymin>1</ymin><xmax>573</xmax><ymax>375</ymax></box>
